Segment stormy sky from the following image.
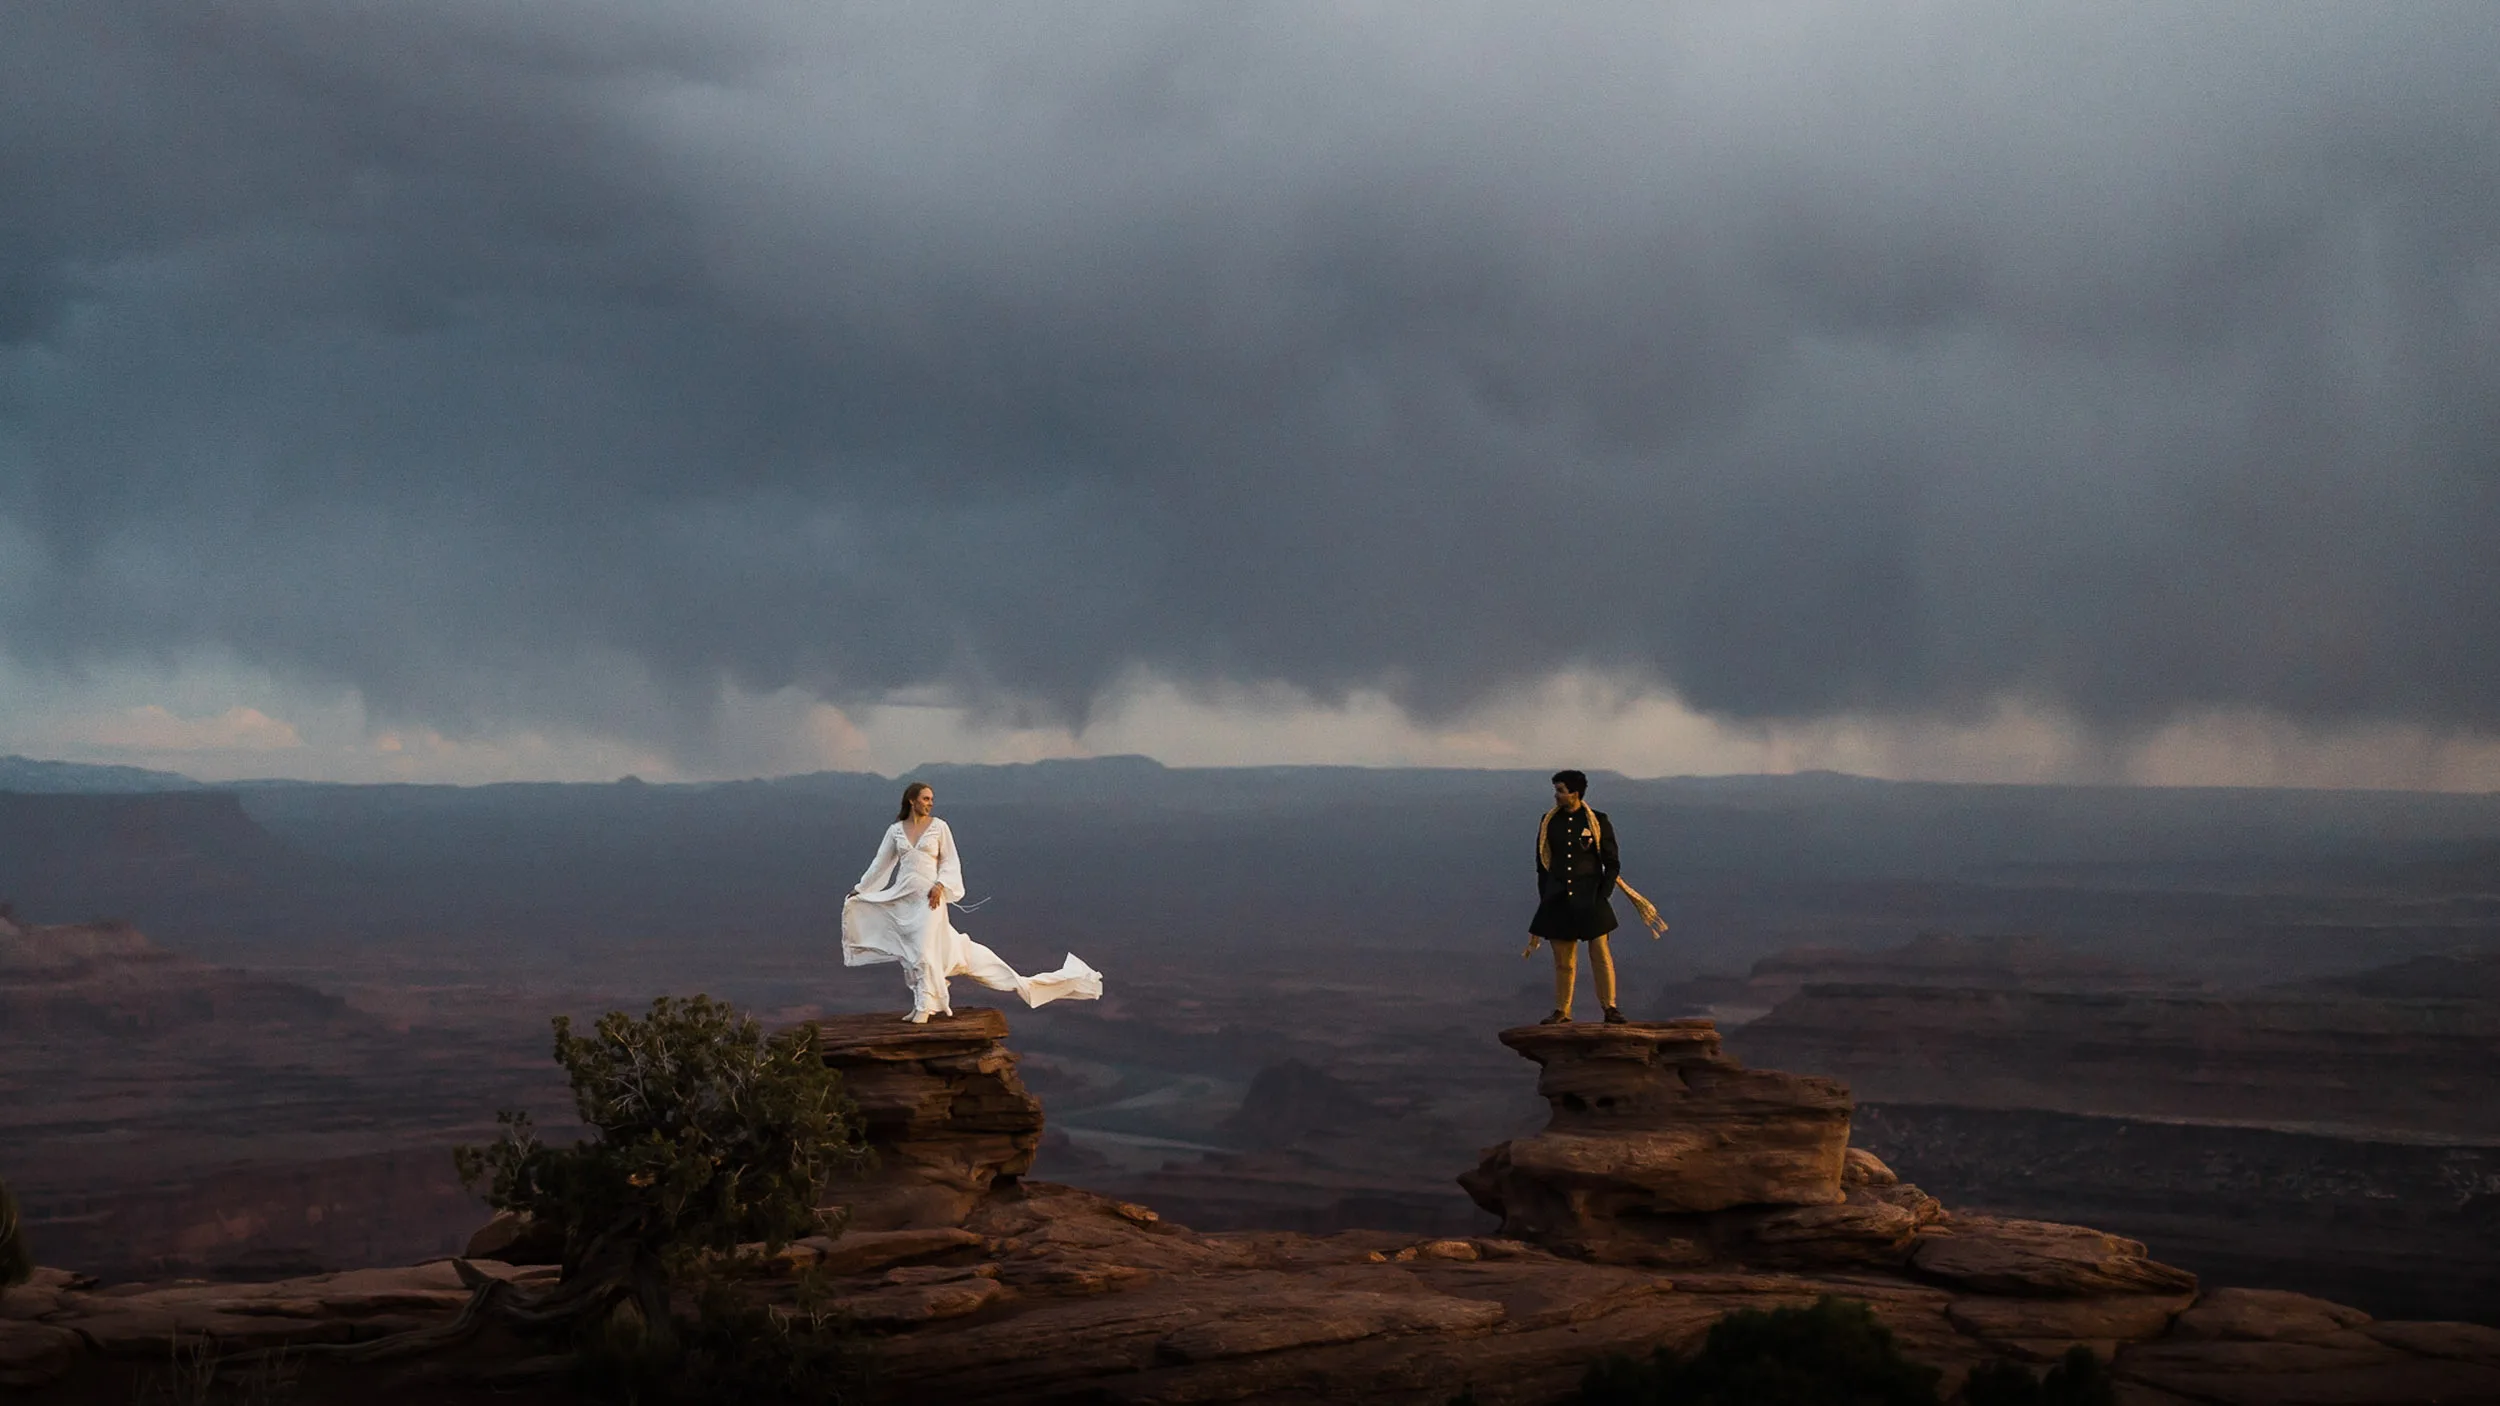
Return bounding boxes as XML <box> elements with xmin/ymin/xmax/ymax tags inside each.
<box><xmin>3</xmin><ymin>2</ymin><xmax>2497</xmax><ymax>785</ymax></box>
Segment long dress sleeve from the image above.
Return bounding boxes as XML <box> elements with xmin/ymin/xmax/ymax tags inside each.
<box><xmin>856</xmin><ymin>825</ymin><xmax>901</xmax><ymax>893</ymax></box>
<box><xmin>934</xmin><ymin>820</ymin><xmax>965</xmax><ymax>904</ymax></box>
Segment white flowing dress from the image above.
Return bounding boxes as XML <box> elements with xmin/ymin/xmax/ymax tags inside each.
<box><xmin>840</xmin><ymin>817</ymin><xmax>1103</xmax><ymax>1021</ymax></box>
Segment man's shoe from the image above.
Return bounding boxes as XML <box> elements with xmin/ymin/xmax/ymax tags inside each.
<box><xmin>1540</xmin><ymin>1009</ymin><xmax>1572</xmax><ymax>1025</ymax></box>
<box><xmin>1602</xmin><ymin>1005</ymin><xmax>1630</xmax><ymax>1025</ymax></box>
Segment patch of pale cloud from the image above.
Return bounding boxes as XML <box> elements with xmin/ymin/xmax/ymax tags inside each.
<box><xmin>361</xmin><ymin>725</ymin><xmax>679</xmax><ymax>785</ymax></box>
<box><xmin>9</xmin><ymin>651</ymin><xmax>2498</xmax><ymax>793</ymax></box>
<box><xmin>2123</xmin><ymin>711</ymin><xmax>2500</xmax><ymax>792</ymax></box>
<box><xmin>75</xmin><ymin>704</ymin><xmax>303</xmax><ymax>753</ymax></box>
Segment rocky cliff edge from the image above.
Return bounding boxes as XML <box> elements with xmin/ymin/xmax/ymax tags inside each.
<box><xmin>8</xmin><ymin>1011</ymin><xmax>2500</xmax><ymax>1405</ymax></box>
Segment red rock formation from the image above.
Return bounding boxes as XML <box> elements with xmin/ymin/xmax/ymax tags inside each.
<box><xmin>811</xmin><ymin>1008</ymin><xmax>1047</xmax><ymax>1230</ymax></box>
<box><xmin>1459</xmin><ymin>1019</ymin><xmax>1857</xmax><ymax>1260</ymax></box>
<box><xmin>14</xmin><ymin>1007</ymin><xmax>2497</xmax><ymax>1404</ymax></box>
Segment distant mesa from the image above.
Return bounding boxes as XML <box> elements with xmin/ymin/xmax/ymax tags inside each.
<box><xmin>1221</xmin><ymin>1057</ymin><xmax>1387</xmax><ymax>1146</ymax></box>
<box><xmin>0</xmin><ymin>754</ymin><xmax>202</xmax><ymax>794</ymax></box>
<box><xmin>0</xmin><ymin>913</ymin><xmax>343</xmax><ymax>1033</ymax></box>
<box><xmin>2295</xmin><ymin>949</ymin><xmax>2500</xmax><ymax>1002</ymax></box>
<box><xmin>0</xmin><ymin>790</ymin><xmax>303</xmax><ymax>928</ymax></box>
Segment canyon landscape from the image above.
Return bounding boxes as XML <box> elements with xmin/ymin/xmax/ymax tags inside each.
<box><xmin>5</xmin><ymin>758</ymin><xmax>2500</xmax><ymax>1401</ymax></box>
<box><xmin>16</xmin><ymin>7</ymin><xmax>2500</xmax><ymax>1398</ymax></box>
<box><xmin>9</xmin><ymin>1006</ymin><xmax>2500</xmax><ymax>1403</ymax></box>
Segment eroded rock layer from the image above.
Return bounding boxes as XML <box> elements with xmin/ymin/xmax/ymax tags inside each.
<box><xmin>13</xmin><ymin>1186</ymin><xmax>2500</xmax><ymax>1404</ymax></box>
<box><xmin>1459</xmin><ymin>1020</ymin><xmax>1856</xmax><ymax>1257</ymax></box>
<box><xmin>811</xmin><ymin>1007</ymin><xmax>1047</xmax><ymax>1231</ymax></box>
<box><xmin>9</xmin><ymin>1009</ymin><xmax>2493</xmax><ymax>1404</ymax></box>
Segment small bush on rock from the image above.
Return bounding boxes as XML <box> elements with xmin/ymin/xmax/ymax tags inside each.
<box><xmin>456</xmin><ymin>994</ymin><xmax>870</xmax><ymax>1273</ymax></box>
<box><xmin>1964</xmin><ymin>1347</ymin><xmax>2117</xmax><ymax>1406</ymax></box>
<box><xmin>453</xmin><ymin>993</ymin><xmax>872</xmax><ymax>1392</ymax></box>
<box><xmin>1572</xmin><ymin>1296</ymin><xmax>1943</xmax><ymax>1406</ymax></box>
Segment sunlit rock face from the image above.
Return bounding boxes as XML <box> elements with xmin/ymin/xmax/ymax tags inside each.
<box><xmin>812</xmin><ymin>1008</ymin><xmax>1047</xmax><ymax>1231</ymax></box>
<box><xmin>1459</xmin><ymin>1020</ymin><xmax>1854</xmax><ymax>1256</ymax></box>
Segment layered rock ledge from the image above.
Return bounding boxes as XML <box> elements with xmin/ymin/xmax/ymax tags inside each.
<box><xmin>9</xmin><ymin>1010</ymin><xmax>2500</xmax><ymax>1405</ymax></box>
<box><xmin>809</xmin><ymin>1008</ymin><xmax>1047</xmax><ymax>1231</ymax></box>
<box><xmin>1458</xmin><ymin>1020</ymin><xmax>2200</xmax><ymax>1295</ymax></box>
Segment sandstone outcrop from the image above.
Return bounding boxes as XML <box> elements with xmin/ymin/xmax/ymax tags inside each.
<box><xmin>12</xmin><ymin>1010</ymin><xmax>2498</xmax><ymax>1403</ymax></box>
<box><xmin>1461</xmin><ymin>1020</ymin><xmax>1932</xmax><ymax>1271</ymax></box>
<box><xmin>811</xmin><ymin>1008</ymin><xmax>1046</xmax><ymax>1231</ymax></box>
<box><xmin>24</xmin><ymin>1186</ymin><xmax>2499</xmax><ymax>1403</ymax></box>
<box><xmin>1463</xmin><ymin>1020</ymin><xmax>1851</xmax><ymax>1216</ymax></box>
<box><xmin>1456</xmin><ymin>1020</ymin><xmax>2207</xmax><ymax>1300</ymax></box>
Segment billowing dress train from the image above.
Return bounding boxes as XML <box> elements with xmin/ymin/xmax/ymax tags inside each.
<box><xmin>840</xmin><ymin>817</ymin><xmax>1103</xmax><ymax>1022</ymax></box>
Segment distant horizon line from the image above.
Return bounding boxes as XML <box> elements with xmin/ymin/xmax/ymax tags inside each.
<box><xmin>7</xmin><ymin>751</ymin><xmax>2498</xmax><ymax>801</ymax></box>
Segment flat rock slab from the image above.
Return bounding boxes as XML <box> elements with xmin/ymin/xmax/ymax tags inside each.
<box><xmin>811</xmin><ymin>1007</ymin><xmax>1011</xmax><ymax>1056</ymax></box>
<box><xmin>2172</xmin><ymin>1286</ymin><xmax>2373</xmax><ymax>1342</ymax></box>
<box><xmin>1948</xmin><ymin>1292</ymin><xmax>2195</xmax><ymax>1344</ymax></box>
<box><xmin>1403</xmin><ymin>1260</ymin><xmax>1671</xmax><ymax>1330</ymax></box>
<box><xmin>1156</xmin><ymin>1288</ymin><xmax>1506</xmax><ymax>1363</ymax></box>
<box><xmin>836</xmin><ymin>1276</ymin><xmax>1011</xmax><ymax>1329</ymax></box>
<box><xmin>1911</xmin><ymin>1216</ymin><xmax>2199</xmax><ymax>1298</ymax></box>
<box><xmin>1495</xmin><ymin>1019</ymin><xmax>1727</xmax><ymax>1066</ymax></box>
<box><xmin>779</xmin><ymin>1225</ymin><xmax>987</xmax><ymax>1276</ymax></box>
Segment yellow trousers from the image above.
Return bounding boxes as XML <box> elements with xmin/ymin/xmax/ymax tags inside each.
<box><xmin>1550</xmin><ymin>936</ymin><xmax>1616</xmax><ymax>1016</ymax></box>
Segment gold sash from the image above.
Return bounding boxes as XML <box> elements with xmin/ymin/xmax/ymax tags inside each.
<box><xmin>1526</xmin><ymin>805</ymin><xmax>1668</xmax><ymax>955</ymax></box>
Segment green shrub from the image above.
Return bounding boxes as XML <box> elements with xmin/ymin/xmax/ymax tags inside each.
<box><xmin>1964</xmin><ymin>1347</ymin><xmax>2117</xmax><ymax>1406</ymax></box>
<box><xmin>453</xmin><ymin>994</ymin><xmax>872</xmax><ymax>1376</ymax></box>
<box><xmin>0</xmin><ymin>1178</ymin><xmax>31</xmax><ymax>1289</ymax></box>
<box><xmin>454</xmin><ymin>995</ymin><xmax>870</xmax><ymax>1274</ymax></box>
<box><xmin>1571</xmin><ymin>1296</ymin><xmax>1944</xmax><ymax>1406</ymax></box>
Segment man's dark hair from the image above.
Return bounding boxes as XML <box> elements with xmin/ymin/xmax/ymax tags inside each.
<box><xmin>1551</xmin><ymin>770</ymin><xmax>1589</xmax><ymax>797</ymax></box>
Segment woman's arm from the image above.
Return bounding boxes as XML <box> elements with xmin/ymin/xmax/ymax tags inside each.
<box><xmin>855</xmin><ymin>825</ymin><xmax>900</xmax><ymax>893</ymax></box>
<box><xmin>933</xmin><ymin>820</ymin><xmax>965</xmax><ymax>907</ymax></box>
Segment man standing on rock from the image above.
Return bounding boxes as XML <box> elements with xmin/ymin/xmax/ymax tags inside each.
<box><xmin>1527</xmin><ymin>770</ymin><xmax>1666</xmax><ymax>1025</ymax></box>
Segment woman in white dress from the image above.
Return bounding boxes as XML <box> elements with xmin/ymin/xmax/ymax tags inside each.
<box><xmin>842</xmin><ymin>781</ymin><xmax>1104</xmax><ymax>1023</ymax></box>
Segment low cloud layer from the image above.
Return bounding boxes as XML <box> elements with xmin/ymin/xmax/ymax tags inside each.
<box><xmin>4</xmin><ymin>2</ymin><xmax>2497</xmax><ymax>770</ymax></box>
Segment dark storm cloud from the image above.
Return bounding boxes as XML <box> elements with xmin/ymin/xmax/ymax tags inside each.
<box><xmin>3</xmin><ymin>1</ymin><xmax>2497</xmax><ymax>746</ymax></box>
